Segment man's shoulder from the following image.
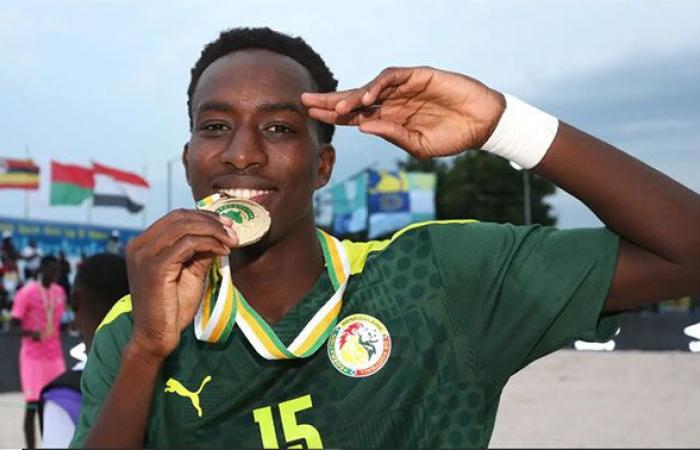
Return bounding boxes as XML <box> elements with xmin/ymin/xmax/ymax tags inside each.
<box><xmin>16</xmin><ymin>280</ymin><xmax>38</xmax><ymax>295</ymax></box>
<box><xmin>94</xmin><ymin>294</ymin><xmax>134</xmax><ymax>341</ymax></box>
<box><xmin>340</xmin><ymin>220</ymin><xmax>482</xmax><ymax>274</ymax></box>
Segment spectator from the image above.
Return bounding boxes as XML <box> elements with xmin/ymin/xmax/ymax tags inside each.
<box><xmin>105</xmin><ymin>231</ymin><xmax>122</xmax><ymax>255</ymax></box>
<box><xmin>1</xmin><ymin>231</ymin><xmax>21</xmax><ymax>302</ymax></box>
<box><xmin>57</xmin><ymin>251</ymin><xmax>71</xmax><ymax>299</ymax></box>
<box><xmin>21</xmin><ymin>239</ymin><xmax>43</xmax><ymax>281</ymax></box>
<box><xmin>11</xmin><ymin>256</ymin><xmax>65</xmax><ymax>449</ymax></box>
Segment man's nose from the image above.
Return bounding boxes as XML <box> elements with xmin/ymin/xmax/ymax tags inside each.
<box><xmin>221</xmin><ymin>126</ymin><xmax>267</xmax><ymax>170</ymax></box>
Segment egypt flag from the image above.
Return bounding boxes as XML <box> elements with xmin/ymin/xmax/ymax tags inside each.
<box><xmin>92</xmin><ymin>162</ymin><xmax>149</xmax><ymax>213</ymax></box>
<box><xmin>0</xmin><ymin>158</ymin><xmax>40</xmax><ymax>189</ymax></box>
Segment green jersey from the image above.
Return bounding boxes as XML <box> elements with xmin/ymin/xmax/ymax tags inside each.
<box><xmin>71</xmin><ymin>221</ymin><xmax>619</xmax><ymax>448</ymax></box>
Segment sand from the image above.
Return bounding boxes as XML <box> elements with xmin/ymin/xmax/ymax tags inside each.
<box><xmin>491</xmin><ymin>350</ymin><xmax>700</xmax><ymax>448</ymax></box>
<box><xmin>0</xmin><ymin>349</ymin><xmax>697</xmax><ymax>448</ymax></box>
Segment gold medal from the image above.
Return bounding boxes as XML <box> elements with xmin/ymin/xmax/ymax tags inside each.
<box><xmin>196</xmin><ymin>193</ymin><xmax>271</xmax><ymax>247</ymax></box>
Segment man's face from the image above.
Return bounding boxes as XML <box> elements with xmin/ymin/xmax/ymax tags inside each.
<box><xmin>184</xmin><ymin>50</ymin><xmax>334</xmax><ymax>243</ymax></box>
<box><xmin>42</xmin><ymin>261</ymin><xmax>60</xmax><ymax>284</ymax></box>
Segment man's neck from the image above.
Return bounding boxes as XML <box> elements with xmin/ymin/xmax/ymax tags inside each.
<box><xmin>228</xmin><ymin>216</ymin><xmax>325</xmax><ymax>324</ymax></box>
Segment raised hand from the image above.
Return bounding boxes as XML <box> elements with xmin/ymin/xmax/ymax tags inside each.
<box><xmin>125</xmin><ymin>209</ymin><xmax>238</xmax><ymax>359</ymax></box>
<box><xmin>301</xmin><ymin>66</ymin><xmax>505</xmax><ymax>159</ymax></box>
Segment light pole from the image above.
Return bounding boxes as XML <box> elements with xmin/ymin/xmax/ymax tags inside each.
<box><xmin>510</xmin><ymin>161</ymin><xmax>532</xmax><ymax>225</ymax></box>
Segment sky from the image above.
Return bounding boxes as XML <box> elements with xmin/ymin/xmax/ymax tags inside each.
<box><xmin>1</xmin><ymin>0</ymin><xmax>698</xmax><ymax>230</ymax></box>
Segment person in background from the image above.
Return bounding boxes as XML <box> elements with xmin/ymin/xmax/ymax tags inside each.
<box><xmin>1</xmin><ymin>231</ymin><xmax>21</xmax><ymax>306</ymax></box>
<box><xmin>57</xmin><ymin>251</ymin><xmax>71</xmax><ymax>299</ymax></box>
<box><xmin>105</xmin><ymin>231</ymin><xmax>122</xmax><ymax>255</ymax></box>
<box><xmin>21</xmin><ymin>239</ymin><xmax>44</xmax><ymax>281</ymax></box>
<box><xmin>38</xmin><ymin>253</ymin><xmax>129</xmax><ymax>448</ymax></box>
<box><xmin>11</xmin><ymin>256</ymin><xmax>66</xmax><ymax>449</ymax></box>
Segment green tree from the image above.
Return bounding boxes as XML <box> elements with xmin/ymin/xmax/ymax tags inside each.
<box><xmin>400</xmin><ymin>152</ymin><xmax>557</xmax><ymax>226</ymax></box>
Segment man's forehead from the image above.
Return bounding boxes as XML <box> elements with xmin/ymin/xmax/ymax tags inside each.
<box><xmin>192</xmin><ymin>49</ymin><xmax>316</xmax><ymax>107</ymax></box>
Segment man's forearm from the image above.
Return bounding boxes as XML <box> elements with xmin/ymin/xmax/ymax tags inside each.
<box><xmin>535</xmin><ymin>122</ymin><xmax>700</xmax><ymax>266</ymax></box>
<box><xmin>83</xmin><ymin>341</ymin><xmax>164</xmax><ymax>448</ymax></box>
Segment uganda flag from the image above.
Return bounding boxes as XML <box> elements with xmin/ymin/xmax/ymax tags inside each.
<box><xmin>0</xmin><ymin>158</ymin><xmax>40</xmax><ymax>189</ymax></box>
<box><xmin>50</xmin><ymin>161</ymin><xmax>94</xmax><ymax>205</ymax></box>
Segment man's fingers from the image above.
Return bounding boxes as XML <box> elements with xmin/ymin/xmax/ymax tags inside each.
<box><xmin>359</xmin><ymin>119</ymin><xmax>419</xmax><ymax>155</ymax></box>
<box><xmin>363</xmin><ymin>68</ymin><xmax>413</xmax><ymax>106</ymax></box>
<box><xmin>301</xmin><ymin>89</ymin><xmax>360</xmax><ymax>110</ymax></box>
<box><xmin>159</xmin><ymin>235</ymin><xmax>231</xmax><ymax>273</ymax></box>
<box><xmin>308</xmin><ymin>107</ymin><xmax>378</xmax><ymax>126</ymax></box>
<box><xmin>135</xmin><ymin>209</ymin><xmax>237</xmax><ymax>256</ymax></box>
<box><xmin>304</xmin><ymin>68</ymin><xmax>416</xmax><ymax>118</ymax></box>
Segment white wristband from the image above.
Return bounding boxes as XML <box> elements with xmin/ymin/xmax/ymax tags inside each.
<box><xmin>480</xmin><ymin>93</ymin><xmax>559</xmax><ymax>169</ymax></box>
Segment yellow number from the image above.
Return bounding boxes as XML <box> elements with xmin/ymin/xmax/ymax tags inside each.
<box><xmin>252</xmin><ymin>394</ymin><xmax>323</xmax><ymax>449</ymax></box>
<box><xmin>279</xmin><ymin>395</ymin><xmax>323</xmax><ymax>449</ymax></box>
<box><xmin>252</xmin><ymin>406</ymin><xmax>279</xmax><ymax>448</ymax></box>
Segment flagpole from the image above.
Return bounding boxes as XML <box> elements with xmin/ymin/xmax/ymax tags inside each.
<box><xmin>23</xmin><ymin>146</ymin><xmax>30</xmax><ymax>220</ymax></box>
<box><xmin>86</xmin><ymin>196</ymin><xmax>93</xmax><ymax>225</ymax></box>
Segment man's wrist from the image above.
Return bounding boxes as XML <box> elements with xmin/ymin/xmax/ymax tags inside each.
<box><xmin>480</xmin><ymin>93</ymin><xmax>559</xmax><ymax>169</ymax></box>
<box><xmin>123</xmin><ymin>337</ymin><xmax>168</xmax><ymax>370</ymax></box>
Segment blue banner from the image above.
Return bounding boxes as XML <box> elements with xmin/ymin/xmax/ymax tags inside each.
<box><xmin>0</xmin><ymin>216</ymin><xmax>141</xmax><ymax>258</ymax></box>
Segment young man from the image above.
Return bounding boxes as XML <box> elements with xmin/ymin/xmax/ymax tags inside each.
<box><xmin>39</xmin><ymin>253</ymin><xmax>130</xmax><ymax>448</ymax></box>
<box><xmin>71</xmin><ymin>28</ymin><xmax>700</xmax><ymax>448</ymax></box>
<box><xmin>11</xmin><ymin>255</ymin><xmax>66</xmax><ymax>449</ymax></box>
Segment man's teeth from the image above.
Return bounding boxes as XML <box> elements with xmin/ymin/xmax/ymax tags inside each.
<box><xmin>220</xmin><ymin>188</ymin><xmax>272</xmax><ymax>199</ymax></box>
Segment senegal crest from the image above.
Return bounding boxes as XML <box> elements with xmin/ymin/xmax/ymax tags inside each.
<box><xmin>327</xmin><ymin>314</ymin><xmax>391</xmax><ymax>377</ymax></box>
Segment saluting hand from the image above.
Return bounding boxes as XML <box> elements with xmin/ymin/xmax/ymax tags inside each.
<box><xmin>125</xmin><ymin>210</ymin><xmax>237</xmax><ymax>359</ymax></box>
<box><xmin>301</xmin><ymin>66</ymin><xmax>505</xmax><ymax>159</ymax></box>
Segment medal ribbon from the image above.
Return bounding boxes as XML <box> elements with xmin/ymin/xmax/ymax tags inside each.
<box><xmin>38</xmin><ymin>283</ymin><xmax>56</xmax><ymax>339</ymax></box>
<box><xmin>194</xmin><ymin>229</ymin><xmax>350</xmax><ymax>359</ymax></box>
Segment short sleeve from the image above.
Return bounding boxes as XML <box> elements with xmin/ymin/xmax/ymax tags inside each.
<box><xmin>70</xmin><ymin>314</ymin><xmax>132</xmax><ymax>448</ymax></box>
<box><xmin>11</xmin><ymin>284</ymin><xmax>30</xmax><ymax>321</ymax></box>
<box><xmin>430</xmin><ymin>222</ymin><xmax>620</xmax><ymax>383</ymax></box>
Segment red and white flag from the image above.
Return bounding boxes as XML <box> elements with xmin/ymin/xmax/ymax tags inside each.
<box><xmin>92</xmin><ymin>161</ymin><xmax>149</xmax><ymax>213</ymax></box>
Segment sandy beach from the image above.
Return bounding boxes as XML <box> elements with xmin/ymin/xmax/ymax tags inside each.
<box><xmin>0</xmin><ymin>349</ymin><xmax>697</xmax><ymax>448</ymax></box>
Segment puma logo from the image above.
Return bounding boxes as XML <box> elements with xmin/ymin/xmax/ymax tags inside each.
<box><xmin>164</xmin><ymin>375</ymin><xmax>212</xmax><ymax>417</ymax></box>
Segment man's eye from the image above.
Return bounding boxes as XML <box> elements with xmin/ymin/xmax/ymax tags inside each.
<box><xmin>265</xmin><ymin>124</ymin><xmax>294</xmax><ymax>134</ymax></box>
<box><xmin>201</xmin><ymin>123</ymin><xmax>229</xmax><ymax>132</ymax></box>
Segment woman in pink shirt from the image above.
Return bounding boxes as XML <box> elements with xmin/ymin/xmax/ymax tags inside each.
<box><xmin>12</xmin><ymin>255</ymin><xmax>66</xmax><ymax>449</ymax></box>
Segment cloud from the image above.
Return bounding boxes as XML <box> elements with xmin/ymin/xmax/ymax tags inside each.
<box><xmin>526</xmin><ymin>48</ymin><xmax>700</xmax><ymax>227</ymax></box>
<box><xmin>531</xmin><ymin>48</ymin><xmax>700</xmax><ymax>146</ymax></box>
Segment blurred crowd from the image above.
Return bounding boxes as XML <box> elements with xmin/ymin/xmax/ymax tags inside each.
<box><xmin>0</xmin><ymin>230</ymin><xmax>124</xmax><ymax>332</ymax></box>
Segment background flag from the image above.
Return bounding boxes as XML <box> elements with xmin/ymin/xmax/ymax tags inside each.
<box><xmin>0</xmin><ymin>158</ymin><xmax>40</xmax><ymax>190</ymax></box>
<box><xmin>407</xmin><ymin>172</ymin><xmax>437</xmax><ymax>223</ymax></box>
<box><xmin>313</xmin><ymin>189</ymin><xmax>334</xmax><ymax>228</ymax></box>
<box><xmin>367</xmin><ymin>169</ymin><xmax>412</xmax><ymax>238</ymax></box>
<box><xmin>92</xmin><ymin>161</ymin><xmax>149</xmax><ymax>213</ymax></box>
<box><xmin>50</xmin><ymin>161</ymin><xmax>94</xmax><ymax>205</ymax></box>
<box><xmin>331</xmin><ymin>171</ymin><xmax>368</xmax><ymax>235</ymax></box>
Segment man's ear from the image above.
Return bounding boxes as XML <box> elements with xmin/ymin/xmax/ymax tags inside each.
<box><xmin>182</xmin><ymin>143</ymin><xmax>191</xmax><ymax>186</ymax></box>
<box><xmin>315</xmin><ymin>143</ymin><xmax>336</xmax><ymax>189</ymax></box>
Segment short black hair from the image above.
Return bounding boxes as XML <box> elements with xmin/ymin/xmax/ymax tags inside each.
<box><xmin>73</xmin><ymin>253</ymin><xmax>129</xmax><ymax>311</ymax></box>
<box><xmin>187</xmin><ymin>27</ymin><xmax>338</xmax><ymax>144</ymax></box>
<box><xmin>40</xmin><ymin>255</ymin><xmax>58</xmax><ymax>269</ymax></box>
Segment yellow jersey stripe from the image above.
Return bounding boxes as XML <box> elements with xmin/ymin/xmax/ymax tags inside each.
<box><xmin>343</xmin><ymin>220</ymin><xmax>477</xmax><ymax>274</ymax></box>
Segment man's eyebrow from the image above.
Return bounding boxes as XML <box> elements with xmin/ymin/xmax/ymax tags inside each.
<box><xmin>196</xmin><ymin>101</ymin><xmax>305</xmax><ymax>117</ymax></box>
<box><xmin>256</xmin><ymin>102</ymin><xmax>305</xmax><ymax>116</ymax></box>
<box><xmin>197</xmin><ymin>101</ymin><xmax>234</xmax><ymax>115</ymax></box>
